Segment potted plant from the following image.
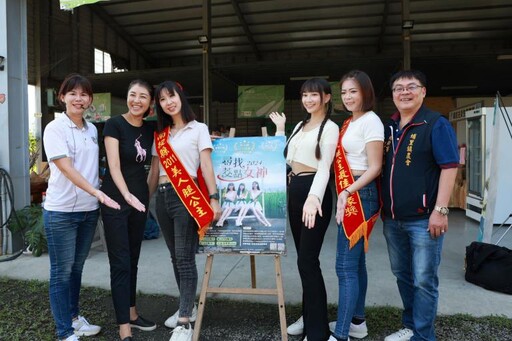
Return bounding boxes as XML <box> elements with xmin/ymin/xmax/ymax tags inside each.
<box><xmin>8</xmin><ymin>204</ymin><xmax>47</xmax><ymax>257</ymax></box>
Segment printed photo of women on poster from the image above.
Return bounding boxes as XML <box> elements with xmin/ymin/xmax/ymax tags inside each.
<box><xmin>199</xmin><ymin>136</ymin><xmax>287</xmax><ymax>254</ymax></box>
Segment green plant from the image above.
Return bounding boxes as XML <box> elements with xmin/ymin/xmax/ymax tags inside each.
<box><xmin>28</xmin><ymin>132</ymin><xmax>40</xmax><ymax>173</ymax></box>
<box><xmin>8</xmin><ymin>204</ymin><xmax>46</xmax><ymax>257</ymax></box>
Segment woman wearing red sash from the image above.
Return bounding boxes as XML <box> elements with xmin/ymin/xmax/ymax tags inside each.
<box><xmin>270</xmin><ymin>78</ymin><xmax>339</xmax><ymax>341</ymax></box>
<box><xmin>147</xmin><ymin>81</ymin><xmax>221</xmax><ymax>341</ymax></box>
<box><xmin>329</xmin><ymin>70</ymin><xmax>384</xmax><ymax>341</ymax></box>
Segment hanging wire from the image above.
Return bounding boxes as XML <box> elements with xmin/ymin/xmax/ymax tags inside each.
<box><xmin>0</xmin><ymin>168</ymin><xmax>25</xmax><ymax>262</ymax></box>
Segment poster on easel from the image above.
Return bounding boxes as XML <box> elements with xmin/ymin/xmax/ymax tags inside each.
<box><xmin>199</xmin><ymin>136</ymin><xmax>287</xmax><ymax>254</ymax></box>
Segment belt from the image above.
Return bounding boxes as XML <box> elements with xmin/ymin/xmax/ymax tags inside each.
<box><xmin>289</xmin><ymin>171</ymin><xmax>316</xmax><ymax>177</ymax></box>
<box><xmin>158</xmin><ymin>182</ymin><xmax>172</xmax><ymax>192</ymax></box>
<box><xmin>158</xmin><ymin>175</ymin><xmax>196</xmax><ymax>184</ymax></box>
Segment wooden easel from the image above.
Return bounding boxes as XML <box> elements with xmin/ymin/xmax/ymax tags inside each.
<box><xmin>193</xmin><ymin>253</ymin><xmax>287</xmax><ymax>341</ymax></box>
<box><xmin>193</xmin><ymin>127</ymin><xmax>288</xmax><ymax>340</ymax></box>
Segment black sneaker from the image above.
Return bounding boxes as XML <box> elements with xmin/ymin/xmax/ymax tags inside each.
<box><xmin>130</xmin><ymin>315</ymin><xmax>157</xmax><ymax>331</ymax></box>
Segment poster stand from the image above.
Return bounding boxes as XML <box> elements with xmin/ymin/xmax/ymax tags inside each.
<box><xmin>193</xmin><ymin>127</ymin><xmax>288</xmax><ymax>340</ymax></box>
<box><xmin>193</xmin><ymin>253</ymin><xmax>287</xmax><ymax>341</ymax></box>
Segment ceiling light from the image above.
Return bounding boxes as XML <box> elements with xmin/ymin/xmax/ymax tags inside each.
<box><xmin>197</xmin><ymin>35</ymin><xmax>209</xmax><ymax>44</ymax></box>
<box><xmin>497</xmin><ymin>54</ymin><xmax>512</xmax><ymax>60</ymax></box>
<box><xmin>402</xmin><ymin>20</ymin><xmax>415</xmax><ymax>29</ymax></box>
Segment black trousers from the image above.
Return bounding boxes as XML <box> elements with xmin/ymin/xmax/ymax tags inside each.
<box><xmin>101</xmin><ymin>203</ymin><xmax>147</xmax><ymax>324</ymax></box>
<box><xmin>288</xmin><ymin>174</ymin><xmax>333</xmax><ymax>341</ymax></box>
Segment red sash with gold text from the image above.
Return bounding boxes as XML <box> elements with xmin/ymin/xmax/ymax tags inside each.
<box><xmin>155</xmin><ymin>127</ymin><xmax>214</xmax><ymax>240</ymax></box>
<box><xmin>334</xmin><ymin>119</ymin><xmax>380</xmax><ymax>252</ymax></box>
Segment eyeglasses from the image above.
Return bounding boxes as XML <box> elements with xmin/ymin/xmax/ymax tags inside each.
<box><xmin>392</xmin><ymin>84</ymin><xmax>424</xmax><ymax>93</ymax></box>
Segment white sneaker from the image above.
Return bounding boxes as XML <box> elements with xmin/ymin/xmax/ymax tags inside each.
<box><xmin>384</xmin><ymin>328</ymin><xmax>414</xmax><ymax>341</ymax></box>
<box><xmin>329</xmin><ymin>321</ymin><xmax>368</xmax><ymax>338</ymax></box>
<box><xmin>165</xmin><ymin>305</ymin><xmax>198</xmax><ymax>329</ymax></box>
<box><xmin>286</xmin><ymin>315</ymin><xmax>304</xmax><ymax>335</ymax></box>
<box><xmin>169</xmin><ymin>323</ymin><xmax>193</xmax><ymax>341</ymax></box>
<box><xmin>62</xmin><ymin>335</ymin><xmax>79</xmax><ymax>341</ymax></box>
<box><xmin>72</xmin><ymin>315</ymin><xmax>101</xmax><ymax>336</ymax></box>
<box><xmin>304</xmin><ymin>336</ymin><xmax>344</xmax><ymax>341</ymax></box>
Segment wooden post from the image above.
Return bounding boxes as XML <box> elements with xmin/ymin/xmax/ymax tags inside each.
<box><xmin>250</xmin><ymin>255</ymin><xmax>256</xmax><ymax>288</ymax></box>
<box><xmin>194</xmin><ymin>254</ymin><xmax>214</xmax><ymax>341</ymax></box>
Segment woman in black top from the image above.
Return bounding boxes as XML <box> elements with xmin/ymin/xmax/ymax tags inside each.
<box><xmin>100</xmin><ymin>79</ymin><xmax>156</xmax><ymax>341</ymax></box>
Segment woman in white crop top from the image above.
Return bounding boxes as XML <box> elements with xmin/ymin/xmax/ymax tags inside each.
<box><xmin>270</xmin><ymin>78</ymin><xmax>339</xmax><ymax>341</ymax></box>
<box><xmin>330</xmin><ymin>70</ymin><xmax>384</xmax><ymax>341</ymax></box>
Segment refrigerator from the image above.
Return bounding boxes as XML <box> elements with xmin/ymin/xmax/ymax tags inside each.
<box><xmin>465</xmin><ymin>106</ymin><xmax>512</xmax><ymax>223</ymax></box>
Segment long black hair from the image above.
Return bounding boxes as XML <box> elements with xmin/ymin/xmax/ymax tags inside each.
<box><xmin>237</xmin><ymin>183</ymin><xmax>246</xmax><ymax>196</ymax></box>
<box><xmin>154</xmin><ymin>80</ymin><xmax>196</xmax><ymax>132</ymax></box>
<box><xmin>283</xmin><ymin>78</ymin><xmax>332</xmax><ymax>160</ymax></box>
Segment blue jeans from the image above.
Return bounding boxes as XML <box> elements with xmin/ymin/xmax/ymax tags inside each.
<box><xmin>156</xmin><ymin>183</ymin><xmax>198</xmax><ymax>318</ymax></box>
<box><xmin>43</xmin><ymin>209</ymin><xmax>100</xmax><ymax>339</ymax></box>
<box><xmin>383</xmin><ymin>218</ymin><xmax>444</xmax><ymax>341</ymax></box>
<box><xmin>334</xmin><ymin>179</ymin><xmax>379</xmax><ymax>339</ymax></box>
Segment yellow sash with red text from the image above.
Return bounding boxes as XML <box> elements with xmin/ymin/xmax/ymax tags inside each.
<box><xmin>155</xmin><ymin>127</ymin><xmax>214</xmax><ymax>240</ymax></box>
<box><xmin>334</xmin><ymin>119</ymin><xmax>380</xmax><ymax>252</ymax></box>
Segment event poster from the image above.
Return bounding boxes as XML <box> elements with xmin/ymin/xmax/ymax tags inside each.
<box><xmin>237</xmin><ymin>85</ymin><xmax>284</xmax><ymax>118</ymax></box>
<box><xmin>83</xmin><ymin>93</ymin><xmax>111</xmax><ymax>122</ymax></box>
<box><xmin>199</xmin><ymin>136</ymin><xmax>287</xmax><ymax>254</ymax></box>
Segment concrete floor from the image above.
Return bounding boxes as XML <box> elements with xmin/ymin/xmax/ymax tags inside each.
<box><xmin>1</xmin><ymin>209</ymin><xmax>511</xmax><ymax>318</ymax></box>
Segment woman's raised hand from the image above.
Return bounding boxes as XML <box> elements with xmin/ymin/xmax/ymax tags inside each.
<box><xmin>269</xmin><ymin>112</ymin><xmax>286</xmax><ymax>131</ymax></box>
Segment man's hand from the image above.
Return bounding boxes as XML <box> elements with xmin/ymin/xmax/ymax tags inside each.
<box><xmin>428</xmin><ymin>211</ymin><xmax>448</xmax><ymax>238</ymax></box>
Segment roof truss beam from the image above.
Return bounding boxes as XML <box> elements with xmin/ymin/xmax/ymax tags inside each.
<box><xmin>229</xmin><ymin>0</ymin><xmax>261</xmax><ymax>60</ymax></box>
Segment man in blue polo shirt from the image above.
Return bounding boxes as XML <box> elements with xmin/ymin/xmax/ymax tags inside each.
<box><xmin>381</xmin><ymin>70</ymin><xmax>459</xmax><ymax>341</ymax></box>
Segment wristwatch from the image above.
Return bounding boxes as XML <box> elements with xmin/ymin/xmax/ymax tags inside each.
<box><xmin>434</xmin><ymin>205</ymin><xmax>449</xmax><ymax>216</ymax></box>
<box><xmin>209</xmin><ymin>192</ymin><xmax>219</xmax><ymax>200</ymax></box>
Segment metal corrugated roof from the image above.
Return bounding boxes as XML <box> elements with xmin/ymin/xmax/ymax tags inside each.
<box><xmin>90</xmin><ymin>0</ymin><xmax>512</xmax><ymax>101</ymax></box>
